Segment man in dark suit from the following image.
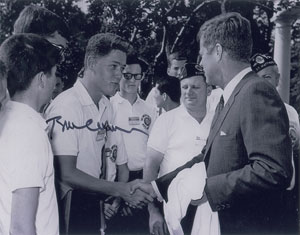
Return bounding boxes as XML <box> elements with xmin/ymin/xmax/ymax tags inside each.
<box><xmin>132</xmin><ymin>12</ymin><xmax>293</xmax><ymax>235</ymax></box>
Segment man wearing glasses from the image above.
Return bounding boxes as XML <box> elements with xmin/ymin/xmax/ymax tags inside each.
<box><xmin>105</xmin><ymin>52</ymin><xmax>157</xmax><ymax>233</ymax></box>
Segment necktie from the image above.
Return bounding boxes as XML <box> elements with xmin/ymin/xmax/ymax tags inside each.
<box><xmin>211</xmin><ymin>95</ymin><xmax>224</xmax><ymax>129</ymax></box>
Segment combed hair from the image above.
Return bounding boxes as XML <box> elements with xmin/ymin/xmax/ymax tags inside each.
<box><xmin>84</xmin><ymin>33</ymin><xmax>131</xmax><ymax>68</ymax></box>
<box><xmin>126</xmin><ymin>52</ymin><xmax>149</xmax><ymax>73</ymax></box>
<box><xmin>156</xmin><ymin>76</ymin><xmax>181</xmax><ymax>103</ymax></box>
<box><xmin>13</xmin><ymin>5</ymin><xmax>70</xmax><ymax>40</ymax></box>
<box><xmin>167</xmin><ymin>51</ymin><xmax>187</xmax><ymax>67</ymax></box>
<box><xmin>0</xmin><ymin>34</ymin><xmax>61</xmax><ymax>97</ymax></box>
<box><xmin>197</xmin><ymin>12</ymin><xmax>252</xmax><ymax>62</ymax></box>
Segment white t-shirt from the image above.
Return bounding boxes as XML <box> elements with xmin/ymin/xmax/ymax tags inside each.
<box><xmin>45</xmin><ymin>80</ymin><xmax>127</xmax><ymax>195</ymax></box>
<box><xmin>0</xmin><ymin>101</ymin><xmax>59</xmax><ymax>235</ymax></box>
<box><xmin>148</xmin><ymin>105</ymin><xmax>214</xmax><ymax>177</ymax></box>
<box><xmin>284</xmin><ymin>103</ymin><xmax>300</xmax><ymax>190</ymax></box>
<box><xmin>110</xmin><ymin>92</ymin><xmax>157</xmax><ymax>170</ymax></box>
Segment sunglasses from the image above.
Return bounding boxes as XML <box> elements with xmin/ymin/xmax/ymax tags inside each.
<box><xmin>180</xmin><ymin>63</ymin><xmax>205</xmax><ymax>79</ymax></box>
<box><xmin>122</xmin><ymin>73</ymin><xmax>144</xmax><ymax>81</ymax></box>
<box><xmin>50</xmin><ymin>42</ymin><xmax>66</xmax><ymax>62</ymax></box>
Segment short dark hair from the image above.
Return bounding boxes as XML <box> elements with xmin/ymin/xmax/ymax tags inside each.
<box><xmin>0</xmin><ymin>60</ymin><xmax>6</xmax><ymax>80</ymax></box>
<box><xmin>167</xmin><ymin>51</ymin><xmax>187</xmax><ymax>67</ymax></box>
<box><xmin>0</xmin><ymin>34</ymin><xmax>61</xmax><ymax>97</ymax></box>
<box><xmin>198</xmin><ymin>12</ymin><xmax>252</xmax><ymax>63</ymax></box>
<box><xmin>84</xmin><ymin>33</ymin><xmax>131</xmax><ymax>68</ymax></box>
<box><xmin>156</xmin><ymin>76</ymin><xmax>181</xmax><ymax>103</ymax></box>
<box><xmin>13</xmin><ymin>5</ymin><xmax>70</xmax><ymax>40</ymax></box>
<box><xmin>126</xmin><ymin>52</ymin><xmax>149</xmax><ymax>73</ymax></box>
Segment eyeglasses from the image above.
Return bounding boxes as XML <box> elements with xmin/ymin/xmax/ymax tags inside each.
<box><xmin>50</xmin><ymin>42</ymin><xmax>66</xmax><ymax>62</ymax></box>
<box><xmin>180</xmin><ymin>63</ymin><xmax>205</xmax><ymax>79</ymax></box>
<box><xmin>122</xmin><ymin>73</ymin><xmax>144</xmax><ymax>81</ymax></box>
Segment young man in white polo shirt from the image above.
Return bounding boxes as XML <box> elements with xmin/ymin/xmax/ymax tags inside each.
<box><xmin>105</xmin><ymin>53</ymin><xmax>157</xmax><ymax>233</ymax></box>
<box><xmin>45</xmin><ymin>33</ymin><xmax>154</xmax><ymax>234</ymax></box>
<box><xmin>0</xmin><ymin>34</ymin><xmax>61</xmax><ymax>235</ymax></box>
<box><xmin>143</xmin><ymin>63</ymin><xmax>215</xmax><ymax>235</ymax></box>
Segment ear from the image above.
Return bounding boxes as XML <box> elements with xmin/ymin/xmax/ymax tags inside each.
<box><xmin>87</xmin><ymin>56</ymin><xmax>96</xmax><ymax>71</ymax></box>
<box><xmin>215</xmin><ymin>43</ymin><xmax>223</xmax><ymax>62</ymax></box>
<box><xmin>162</xmin><ymin>93</ymin><xmax>167</xmax><ymax>101</ymax></box>
<box><xmin>36</xmin><ymin>72</ymin><xmax>45</xmax><ymax>89</ymax></box>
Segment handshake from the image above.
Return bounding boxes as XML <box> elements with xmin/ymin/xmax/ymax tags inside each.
<box><xmin>109</xmin><ymin>179</ymin><xmax>156</xmax><ymax>213</ymax></box>
<box><xmin>104</xmin><ymin>180</ymin><xmax>156</xmax><ymax>220</ymax></box>
<box><xmin>120</xmin><ymin>179</ymin><xmax>157</xmax><ymax>209</ymax></box>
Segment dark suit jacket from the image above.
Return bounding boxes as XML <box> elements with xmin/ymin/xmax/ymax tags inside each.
<box><xmin>155</xmin><ymin>72</ymin><xmax>293</xmax><ymax>234</ymax></box>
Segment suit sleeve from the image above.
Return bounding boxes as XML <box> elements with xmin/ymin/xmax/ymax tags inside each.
<box><xmin>205</xmin><ymin>80</ymin><xmax>293</xmax><ymax>211</ymax></box>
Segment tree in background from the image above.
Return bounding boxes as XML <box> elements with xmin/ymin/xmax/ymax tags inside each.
<box><xmin>0</xmin><ymin>0</ymin><xmax>299</xmax><ymax>111</ymax></box>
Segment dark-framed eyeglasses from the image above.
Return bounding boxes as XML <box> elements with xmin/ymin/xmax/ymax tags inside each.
<box><xmin>179</xmin><ymin>63</ymin><xmax>205</xmax><ymax>80</ymax></box>
<box><xmin>50</xmin><ymin>42</ymin><xmax>66</xmax><ymax>62</ymax></box>
<box><xmin>122</xmin><ymin>73</ymin><xmax>144</xmax><ymax>81</ymax></box>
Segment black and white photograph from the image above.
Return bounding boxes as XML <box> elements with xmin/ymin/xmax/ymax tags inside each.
<box><xmin>0</xmin><ymin>0</ymin><xmax>299</xmax><ymax>234</ymax></box>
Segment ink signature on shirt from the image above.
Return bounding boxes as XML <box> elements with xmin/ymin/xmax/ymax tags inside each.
<box><xmin>46</xmin><ymin>115</ymin><xmax>148</xmax><ymax>136</ymax></box>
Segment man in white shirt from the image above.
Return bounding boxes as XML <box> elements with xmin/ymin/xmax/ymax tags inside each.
<box><xmin>133</xmin><ymin>12</ymin><xmax>293</xmax><ymax>235</ymax></box>
<box><xmin>145</xmin><ymin>52</ymin><xmax>187</xmax><ymax>111</ymax></box>
<box><xmin>152</xmin><ymin>75</ymin><xmax>181</xmax><ymax>112</ymax></box>
<box><xmin>106</xmin><ymin>53</ymin><xmax>157</xmax><ymax>234</ymax></box>
<box><xmin>0</xmin><ymin>34</ymin><xmax>61</xmax><ymax>235</ymax></box>
<box><xmin>144</xmin><ymin>63</ymin><xmax>214</xmax><ymax>235</ymax></box>
<box><xmin>45</xmin><ymin>33</ymin><xmax>154</xmax><ymax>234</ymax></box>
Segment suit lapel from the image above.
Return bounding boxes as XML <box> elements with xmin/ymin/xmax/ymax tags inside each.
<box><xmin>204</xmin><ymin>72</ymin><xmax>255</xmax><ymax>160</ymax></box>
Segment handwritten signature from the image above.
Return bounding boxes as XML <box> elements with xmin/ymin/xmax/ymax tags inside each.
<box><xmin>46</xmin><ymin>116</ymin><xmax>148</xmax><ymax>136</ymax></box>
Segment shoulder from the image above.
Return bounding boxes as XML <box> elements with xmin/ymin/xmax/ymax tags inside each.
<box><xmin>50</xmin><ymin>88</ymin><xmax>81</xmax><ymax>108</ymax></box>
<box><xmin>46</xmin><ymin>88</ymin><xmax>83</xmax><ymax>119</ymax></box>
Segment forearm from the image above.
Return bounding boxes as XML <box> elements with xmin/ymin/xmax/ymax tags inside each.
<box><xmin>61</xmin><ymin>167</ymin><xmax>123</xmax><ymax>197</ymax></box>
<box><xmin>143</xmin><ymin>160</ymin><xmax>160</xmax><ymax>183</ymax></box>
<box><xmin>117</xmin><ymin>164</ymin><xmax>129</xmax><ymax>183</ymax></box>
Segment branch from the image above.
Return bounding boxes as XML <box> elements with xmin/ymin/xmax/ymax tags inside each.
<box><xmin>130</xmin><ymin>26</ymin><xmax>138</xmax><ymax>42</ymax></box>
<box><xmin>154</xmin><ymin>25</ymin><xmax>167</xmax><ymax>64</ymax></box>
<box><xmin>221</xmin><ymin>0</ymin><xmax>228</xmax><ymax>13</ymax></box>
<box><xmin>171</xmin><ymin>0</ymin><xmax>213</xmax><ymax>53</ymax></box>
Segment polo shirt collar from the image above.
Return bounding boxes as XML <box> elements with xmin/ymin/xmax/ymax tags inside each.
<box><xmin>114</xmin><ymin>92</ymin><xmax>141</xmax><ymax>105</ymax></box>
<box><xmin>6</xmin><ymin>101</ymin><xmax>47</xmax><ymax>130</ymax></box>
<box><xmin>74</xmin><ymin>79</ymin><xmax>98</xmax><ymax>106</ymax></box>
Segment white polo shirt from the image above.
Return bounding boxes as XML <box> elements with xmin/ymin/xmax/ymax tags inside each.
<box><xmin>110</xmin><ymin>92</ymin><xmax>157</xmax><ymax>171</ymax></box>
<box><xmin>0</xmin><ymin>101</ymin><xmax>59</xmax><ymax>235</ymax></box>
<box><xmin>148</xmin><ymin>105</ymin><xmax>214</xmax><ymax>177</ymax></box>
<box><xmin>45</xmin><ymin>80</ymin><xmax>127</xmax><ymax>196</ymax></box>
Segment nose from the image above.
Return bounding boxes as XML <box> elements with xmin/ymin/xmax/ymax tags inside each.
<box><xmin>115</xmin><ymin>69</ymin><xmax>123</xmax><ymax>81</ymax></box>
<box><xmin>186</xmin><ymin>86</ymin><xmax>193</xmax><ymax>95</ymax></box>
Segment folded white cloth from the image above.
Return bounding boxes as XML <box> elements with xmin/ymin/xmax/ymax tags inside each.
<box><xmin>164</xmin><ymin>162</ymin><xmax>220</xmax><ymax>235</ymax></box>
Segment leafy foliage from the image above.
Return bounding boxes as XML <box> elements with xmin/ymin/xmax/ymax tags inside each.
<box><xmin>0</xmin><ymin>0</ymin><xmax>299</xmax><ymax>111</ymax></box>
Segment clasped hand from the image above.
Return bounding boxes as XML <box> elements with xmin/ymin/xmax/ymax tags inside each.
<box><xmin>121</xmin><ymin>179</ymin><xmax>156</xmax><ymax>209</ymax></box>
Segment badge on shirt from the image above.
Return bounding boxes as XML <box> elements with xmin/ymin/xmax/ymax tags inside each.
<box><xmin>104</xmin><ymin>145</ymin><xmax>117</xmax><ymax>162</ymax></box>
<box><xmin>128</xmin><ymin>116</ymin><xmax>140</xmax><ymax>126</ymax></box>
<box><xmin>141</xmin><ymin>114</ymin><xmax>151</xmax><ymax>130</ymax></box>
<box><xmin>96</xmin><ymin>129</ymin><xmax>106</xmax><ymax>141</ymax></box>
<box><xmin>110</xmin><ymin>145</ymin><xmax>118</xmax><ymax>162</ymax></box>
